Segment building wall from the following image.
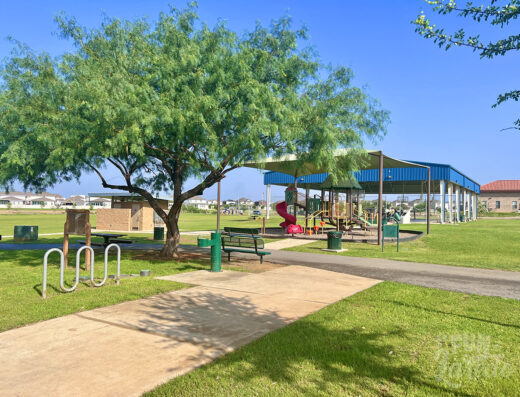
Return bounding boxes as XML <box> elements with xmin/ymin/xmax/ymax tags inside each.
<box><xmin>479</xmin><ymin>192</ymin><xmax>520</xmax><ymax>212</ymax></box>
<box><xmin>140</xmin><ymin>207</ymin><xmax>156</xmax><ymax>231</ymax></box>
<box><xmin>96</xmin><ymin>209</ymin><xmax>131</xmax><ymax>231</ymax></box>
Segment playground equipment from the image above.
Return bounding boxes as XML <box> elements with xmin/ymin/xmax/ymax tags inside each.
<box><xmin>63</xmin><ymin>209</ymin><xmax>92</xmax><ymax>269</ymax></box>
<box><xmin>275</xmin><ymin>200</ymin><xmax>303</xmax><ymax>234</ymax></box>
<box><xmin>42</xmin><ymin>244</ymin><xmax>121</xmax><ymax>299</ymax></box>
<box><xmin>197</xmin><ymin>232</ymin><xmax>222</xmax><ymax>272</ymax></box>
<box><xmin>381</xmin><ymin>210</ymin><xmax>401</xmax><ymax>252</ymax></box>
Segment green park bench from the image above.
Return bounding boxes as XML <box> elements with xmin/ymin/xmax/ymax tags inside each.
<box><xmin>223</xmin><ymin>227</ymin><xmax>261</xmax><ymax>237</ymax></box>
<box><xmin>221</xmin><ymin>234</ymin><xmax>271</xmax><ymax>264</ymax></box>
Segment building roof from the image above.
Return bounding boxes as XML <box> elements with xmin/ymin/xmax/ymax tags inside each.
<box><xmin>264</xmin><ymin>159</ymin><xmax>480</xmax><ymax>194</ymax></box>
<box><xmin>88</xmin><ymin>192</ymin><xmax>170</xmax><ymax>201</ymax></box>
<box><xmin>187</xmin><ymin>196</ymin><xmax>206</xmax><ymax>201</ymax></box>
<box><xmin>481</xmin><ymin>180</ymin><xmax>520</xmax><ymax>192</ymax></box>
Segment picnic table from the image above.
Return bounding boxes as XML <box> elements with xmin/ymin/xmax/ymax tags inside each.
<box><xmin>79</xmin><ymin>233</ymin><xmax>133</xmax><ymax>248</ymax></box>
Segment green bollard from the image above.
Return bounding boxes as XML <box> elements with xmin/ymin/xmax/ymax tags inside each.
<box><xmin>197</xmin><ymin>232</ymin><xmax>222</xmax><ymax>272</ymax></box>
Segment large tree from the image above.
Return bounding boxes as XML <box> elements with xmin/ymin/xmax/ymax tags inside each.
<box><xmin>413</xmin><ymin>0</ymin><xmax>520</xmax><ymax>130</ymax></box>
<box><xmin>0</xmin><ymin>5</ymin><xmax>388</xmax><ymax>257</ymax></box>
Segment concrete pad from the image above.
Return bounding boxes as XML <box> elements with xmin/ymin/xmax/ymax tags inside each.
<box><xmin>155</xmin><ymin>269</ymin><xmax>250</xmax><ymax>285</ymax></box>
<box><xmin>0</xmin><ymin>265</ymin><xmax>380</xmax><ymax>397</ymax></box>
<box><xmin>264</xmin><ymin>238</ymin><xmax>314</xmax><ymax>250</ymax></box>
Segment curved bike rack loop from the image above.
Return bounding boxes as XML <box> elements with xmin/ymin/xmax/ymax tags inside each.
<box><xmin>42</xmin><ymin>248</ymin><xmax>64</xmax><ymax>299</ymax></box>
<box><xmin>104</xmin><ymin>243</ymin><xmax>121</xmax><ymax>286</ymax></box>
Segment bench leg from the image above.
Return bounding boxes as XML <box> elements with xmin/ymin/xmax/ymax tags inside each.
<box><xmin>228</xmin><ymin>252</ymin><xmax>231</xmax><ymax>262</ymax></box>
<box><xmin>260</xmin><ymin>255</ymin><xmax>263</xmax><ymax>264</ymax></box>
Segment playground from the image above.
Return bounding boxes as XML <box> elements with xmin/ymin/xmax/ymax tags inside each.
<box><xmin>239</xmin><ymin>151</ymin><xmax>481</xmax><ymax>252</ymax></box>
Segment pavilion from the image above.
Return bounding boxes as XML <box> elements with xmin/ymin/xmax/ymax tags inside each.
<box><xmin>244</xmin><ymin>150</ymin><xmax>480</xmax><ymax>245</ymax></box>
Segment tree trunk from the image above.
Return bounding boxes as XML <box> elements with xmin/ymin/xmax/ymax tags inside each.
<box><xmin>160</xmin><ymin>208</ymin><xmax>181</xmax><ymax>258</ymax></box>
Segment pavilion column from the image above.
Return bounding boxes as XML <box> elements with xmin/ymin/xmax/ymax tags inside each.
<box><xmin>455</xmin><ymin>185</ymin><xmax>460</xmax><ymax>223</ymax></box>
<box><xmin>462</xmin><ymin>188</ymin><xmax>468</xmax><ymax>222</ymax></box>
<box><xmin>473</xmin><ymin>192</ymin><xmax>478</xmax><ymax>220</ymax></box>
<box><xmin>447</xmin><ymin>183</ymin><xmax>453</xmax><ymax>223</ymax></box>
<box><xmin>377</xmin><ymin>151</ymin><xmax>383</xmax><ymax>245</ymax></box>
<box><xmin>439</xmin><ymin>180</ymin><xmax>446</xmax><ymax>224</ymax></box>
<box><xmin>266</xmin><ymin>184</ymin><xmax>271</xmax><ymax>219</ymax></box>
<box><xmin>427</xmin><ymin>167</ymin><xmax>431</xmax><ymax>234</ymax></box>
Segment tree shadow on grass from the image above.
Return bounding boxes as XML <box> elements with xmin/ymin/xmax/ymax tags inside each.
<box><xmin>389</xmin><ymin>300</ymin><xmax>520</xmax><ymax>330</ymax></box>
<box><xmin>92</xmin><ymin>289</ymin><xmax>471</xmax><ymax>396</ymax></box>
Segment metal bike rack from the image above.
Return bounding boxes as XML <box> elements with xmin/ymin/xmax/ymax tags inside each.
<box><xmin>42</xmin><ymin>244</ymin><xmax>121</xmax><ymax>298</ymax></box>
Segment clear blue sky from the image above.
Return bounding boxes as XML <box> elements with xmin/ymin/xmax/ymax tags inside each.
<box><xmin>1</xmin><ymin>0</ymin><xmax>518</xmax><ymax>201</ymax></box>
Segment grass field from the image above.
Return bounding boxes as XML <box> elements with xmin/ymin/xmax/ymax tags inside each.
<box><xmin>0</xmin><ymin>212</ymin><xmax>279</xmax><ymax>236</ymax></box>
<box><xmin>146</xmin><ymin>281</ymin><xmax>520</xmax><ymax>397</ymax></box>
<box><xmin>288</xmin><ymin>219</ymin><xmax>520</xmax><ymax>271</ymax></box>
<box><xmin>0</xmin><ymin>249</ymin><xmax>212</xmax><ymax>332</ymax></box>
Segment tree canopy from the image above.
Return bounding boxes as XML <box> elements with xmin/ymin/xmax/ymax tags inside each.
<box><xmin>0</xmin><ymin>4</ymin><xmax>389</xmax><ymax>255</ymax></box>
<box><xmin>413</xmin><ymin>0</ymin><xmax>520</xmax><ymax>130</ymax></box>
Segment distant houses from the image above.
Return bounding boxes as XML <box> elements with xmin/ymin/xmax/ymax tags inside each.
<box><xmin>184</xmin><ymin>196</ymin><xmax>210</xmax><ymax>210</ymax></box>
<box><xmin>0</xmin><ymin>191</ymin><xmax>111</xmax><ymax>209</ymax></box>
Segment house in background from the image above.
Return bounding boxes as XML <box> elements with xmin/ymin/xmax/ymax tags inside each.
<box><xmin>184</xmin><ymin>196</ymin><xmax>208</xmax><ymax>210</ymax></box>
<box><xmin>237</xmin><ymin>197</ymin><xmax>254</xmax><ymax>208</ymax></box>
<box><xmin>480</xmin><ymin>180</ymin><xmax>520</xmax><ymax>212</ymax></box>
<box><xmin>0</xmin><ymin>191</ymin><xmax>65</xmax><ymax>208</ymax></box>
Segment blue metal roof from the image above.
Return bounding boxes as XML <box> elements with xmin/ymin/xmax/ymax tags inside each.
<box><xmin>264</xmin><ymin>161</ymin><xmax>480</xmax><ymax>194</ymax></box>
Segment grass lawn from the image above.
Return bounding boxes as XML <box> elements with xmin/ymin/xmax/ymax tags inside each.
<box><xmin>0</xmin><ymin>212</ymin><xmax>279</xmax><ymax>235</ymax></box>
<box><xmin>146</xmin><ymin>282</ymin><xmax>520</xmax><ymax>397</ymax></box>
<box><xmin>288</xmin><ymin>219</ymin><xmax>520</xmax><ymax>272</ymax></box>
<box><xmin>0</xmin><ymin>248</ymin><xmax>211</xmax><ymax>332</ymax></box>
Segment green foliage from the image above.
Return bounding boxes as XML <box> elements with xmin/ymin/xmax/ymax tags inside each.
<box><xmin>0</xmin><ymin>4</ymin><xmax>388</xmax><ymax>251</ymax></box>
<box><xmin>413</xmin><ymin>0</ymin><xmax>520</xmax><ymax>130</ymax></box>
<box><xmin>478</xmin><ymin>200</ymin><xmax>489</xmax><ymax>215</ymax></box>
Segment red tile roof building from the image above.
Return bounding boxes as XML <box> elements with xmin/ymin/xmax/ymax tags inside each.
<box><xmin>480</xmin><ymin>180</ymin><xmax>520</xmax><ymax>212</ymax></box>
<box><xmin>481</xmin><ymin>180</ymin><xmax>520</xmax><ymax>192</ymax></box>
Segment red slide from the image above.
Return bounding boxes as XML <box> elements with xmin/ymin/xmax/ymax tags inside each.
<box><xmin>276</xmin><ymin>201</ymin><xmax>303</xmax><ymax>233</ymax></box>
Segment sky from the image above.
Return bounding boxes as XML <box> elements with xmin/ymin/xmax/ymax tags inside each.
<box><xmin>0</xmin><ymin>0</ymin><xmax>518</xmax><ymax>201</ymax></box>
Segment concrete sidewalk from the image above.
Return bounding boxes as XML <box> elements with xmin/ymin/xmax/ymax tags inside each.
<box><xmin>0</xmin><ymin>265</ymin><xmax>379</xmax><ymax>397</ymax></box>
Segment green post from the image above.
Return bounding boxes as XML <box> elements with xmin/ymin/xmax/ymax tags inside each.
<box><xmin>197</xmin><ymin>231</ymin><xmax>222</xmax><ymax>272</ymax></box>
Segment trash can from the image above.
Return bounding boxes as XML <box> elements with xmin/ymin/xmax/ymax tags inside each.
<box><xmin>327</xmin><ymin>231</ymin><xmax>342</xmax><ymax>250</ymax></box>
<box><xmin>13</xmin><ymin>226</ymin><xmax>38</xmax><ymax>242</ymax></box>
<box><xmin>153</xmin><ymin>226</ymin><xmax>164</xmax><ymax>240</ymax></box>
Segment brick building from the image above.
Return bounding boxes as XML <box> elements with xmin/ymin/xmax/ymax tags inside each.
<box><xmin>479</xmin><ymin>180</ymin><xmax>520</xmax><ymax>213</ymax></box>
<box><xmin>89</xmin><ymin>193</ymin><xmax>169</xmax><ymax>231</ymax></box>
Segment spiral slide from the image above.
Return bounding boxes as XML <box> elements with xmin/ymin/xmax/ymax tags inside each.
<box><xmin>275</xmin><ymin>201</ymin><xmax>303</xmax><ymax>234</ymax></box>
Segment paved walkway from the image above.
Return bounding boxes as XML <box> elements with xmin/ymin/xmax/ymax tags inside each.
<box><xmin>0</xmin><ymin>266</ymin><xmax>379</xmax><ymax>397</ymax></box>
<box><xmin>264</xmin><ymin>238</ymin><xmax>316</xmax><ymax>250</ymax></box>
<box><xmin>261</xmin><ymin>250</ymin><xmax>520</xmax><ymax>300</ymax></box>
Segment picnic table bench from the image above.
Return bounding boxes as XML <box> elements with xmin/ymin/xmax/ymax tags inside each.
<box><xmin>79</xmin><ymin>233</ymin><xmax>133</xmax><ymax>249</ymax></box>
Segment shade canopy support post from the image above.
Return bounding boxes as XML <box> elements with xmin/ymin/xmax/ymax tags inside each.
<box><xmin>377</xmin><ymin>151</ymin><xmax>383</xmax><ymax>245</ymax></box>
<box><xmin>427</xmin><ymin>167</ymin><xmax>431</xmax><ymax>234</ymax></box>
<box><xmin>266</xmin><ymin>184</ymin><xmax>271</xmax><ymax>219</ymax></box>
<box><xmin>217</xmin><ymin>180</ymin><xmax>221</xmax><ymax>233</ymax></box>
<box><xmin>440</xmin><ymin>180</ymin><xmax>446</xmax><ymax>224</ymax></box>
